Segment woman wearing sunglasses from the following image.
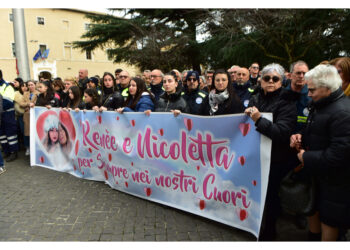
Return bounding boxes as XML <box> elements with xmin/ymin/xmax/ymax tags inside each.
<box><xmin>245</xmin><ymin>63</ymin><xmax>297</xmax><ymax>241</ymax></box>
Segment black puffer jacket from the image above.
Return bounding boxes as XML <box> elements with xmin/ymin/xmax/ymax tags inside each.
<box><xmin>182</xmin><ymin>85</ymin><xmax>207</xmax><ymax>115</ymax></box>
<box><xmin>199</xmin><ymin>91</ymin><xmax>244</xmax><ymax>116</ymax></box>
<box><xmin>35</xmin><ymin>93</ymin><xmax>60</xmax><ymax>107</ymax></box>
<box><xmin>302</xmin><ymin>88</ymin><xmax>350</xmax><ymax>223</ymax></box>
<box><xmin>155</xmin><ymin>89</ymin><xmax>189</xmax><ymax>113</ymax></box>
<box><xmin>100</xmin><ymin>88</ymin><xmax>124</xmax><ymax>111</ymax></box>
<box><xmin>248</xmin><ymin>87</ymin><xmax>297</xmax><ymax>164</ymax></box>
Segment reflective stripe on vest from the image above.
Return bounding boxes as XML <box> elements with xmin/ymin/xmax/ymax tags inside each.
<box><xmin>198</xmin><ymin>92</ymin><xmax>206</xmax><ymax>98</ymax></box>
<box><xmin>121</xmin><ymin>88</ymin><xmax>129</xmax><ymax>98</ymax></box>
<box><xmin>297</xmin><ymin>115</ymin><xmax>308</xmax><ymax>123</ymax></box>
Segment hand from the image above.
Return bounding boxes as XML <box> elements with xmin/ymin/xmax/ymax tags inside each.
<box><xmin>297</xmin><ymin>149</ymin><xmax>305</xmax><ymax>164</ymax></box>
<box><xmin>45</xmin><ymin>105</ymin><xmax>52</xmax><ymax>109</ymax></box>
<box><xmin>92</xmin><ymin>106</ymin><xmax>99</xmax><ymax>112</ymax></box>
<box><xmin>171</xmin><ymin>109</ymin><xmax>181</xmax><ymax>117</ymax></box>
<box><xmin>244</xmin><ymin>106</ymin><xmax>261</xmax><ymax>122</ymax></box>
<box><xmin>67</xmin><ymin>108</ymin><xmax>72</xmax><ymax>112</ymax></box>
<box><xmin>29</xmin><ymin>103</ymin><xmax>35</xmax><ymax>108</ymax></box>
<box><xmin>99</xmin><ymin>107</ymin><xmax>107</xmax><ymax>112</ymax></box>
<box><xmin>144</xmin><ymin>110</ymin><xmax>151</xmax><ymax>116</ymax></box>
<box><xmin>116</xmin><ymin>108</ymin><xmax>124</xmax><ymax>114</ymax></box>
<box><xmin>83</xmin><ymin>109</ymin><xmax>87</xmax><ymax>113</ymax></box>
<box><xmin>74</xmin><ymin>108</ymin><xmax>80</xmax><ymax>113</ymax></box>
<box><xmin>290</xmin><ymin>134</ymin><xmax>302</xmax><ymax>150</ymax></box>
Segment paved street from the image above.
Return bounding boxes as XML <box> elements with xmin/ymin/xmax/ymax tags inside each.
<box><xmin>0</xmin><ymin>149</ymin><xmax>319</xmax><ymax>241</ymax></box>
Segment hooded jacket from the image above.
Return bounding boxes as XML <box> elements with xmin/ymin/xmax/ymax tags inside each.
<box><xmin>155</xmin><ymin>88</ymin><xmax>189</xmax><ymax>113</ymax></box>
<box><xmin>123</xmin><ymin>92</ymin><xmax>155</xmax><ymax>112</ymax></box>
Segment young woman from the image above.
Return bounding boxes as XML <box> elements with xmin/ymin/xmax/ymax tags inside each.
<box><xmin>93</xmin><ymin>72</ymin><xmax>124</xmax><ymax>112</ymax></box>
<box><xmin>330</xmin><ymin>57</ymin><xmax>350</xmax><ymax>96</ymax></box>
<box><xmin>78</xmin><ymin>88</ymin><xmax>100</xmax><ymax>111</ymax></box>
<box><xmin>42</xmin><ymin>115</ymin><xmax>60</xmax><ymax>153</ymax></box>
<box><xmin>116</xmin><ymin>77</ymin><xmax>155</xmax><ymax>113</ymax></box>
<box><xmin>31</xmin><ymin>81</ymin><xmax>60</xmax><ymax>108</ymax></box>
<box><xmin>14</xmin><ymin>81</ymin><xmax>30</xmax><ymax>154</ymax></box>
<box><xmin>58</xmin><ymin>122</ymin><xmax>72</xmax><ymax>160</ymax></box>
<box><xmin>199</xmin><ymin>69</ymin><xmax>244</xmax><ymax>116</ymax></box>
<box><xmin>66</xmin><ymin>86</ymin><xmax>82</xmax><ymax>110</ymax></box>
<box><xmin>60</xmin><ymin>77</ymin><xmax>78</xmax><ymax>107</ymax></box>
<box><xmin>52</xmin><ymin>78</ymin><xmax>65</xmax><ymax>101</ymax></box>
<box><xmin>147</xmin><ymin>72</ymin><xmax>189</xmax><ymax>116</ymax></box>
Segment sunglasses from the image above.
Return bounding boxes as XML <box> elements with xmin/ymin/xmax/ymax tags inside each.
<box><xmin>187</xmin><ymin>78</ymin><xmax>197</xmax><ymax>82</ymax></box>
<box><xmin>251</xmin><ymin>66</ymin><xmax>259</xmax><ymax>69</ymax></box>
<box><xmin>262</xmin><ymin>75</ymin><xmax>280</xmax><ymax>83</ymax></box>
<box><xmin>119</xmin><ymin>75</ymin><xmax>128</xmax><ymax>79</ymax></box>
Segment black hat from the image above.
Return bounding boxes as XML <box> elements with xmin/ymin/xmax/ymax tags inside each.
<box><xmin>186</xmin><ymin>71</ymin><xmax>199</xmax><ymax>81</ymax></box>
<box><xmin>89</xmin><ymin>77</ymin><xmax>99</xmax><ymax>85</ymax></box>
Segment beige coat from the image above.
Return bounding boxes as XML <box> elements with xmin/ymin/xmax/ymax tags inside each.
<box><xmin>23</xmin><ymin>91</ymin><xmax>39</xmax><ymax>136</ymax></box>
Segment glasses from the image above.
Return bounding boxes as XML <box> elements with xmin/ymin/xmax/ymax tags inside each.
<box><xmin>151</xmin><ymin>75</ymin><xmax>161</xmax><ymax>78</ymax></box>
<box><xmin>308</xmin><ymin>88</ymin><xmax>316</xmax><ymax>94</ymax></box>
<box><xmin>119</xmin><ymin>75</ymin><xmax>128</xmax><ymax>79</ymax></box>
<box><xmin>262</xmin><ymin>75</ymin><xmax>280</xmax><ymax>83</ymax></box>
<box><xmin>187</xmin><ymin>78</ymin><xmax>197</xmax><ymax>82</ymax></box>
<box><xmin>230</xmin><ymin>71</ymin><xmax>237</xmax><ymax>75</ymax></box>
<box><xmin>251</xmin><ymin>66</ymin><xmax>259</xmax><ymax>69</ymax></box>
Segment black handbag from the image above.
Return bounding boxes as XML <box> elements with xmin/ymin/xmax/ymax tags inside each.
<box><xmin>279</xmin><ymin>164</ymin><xmax>315</xmax><ymax>216</ymax></box>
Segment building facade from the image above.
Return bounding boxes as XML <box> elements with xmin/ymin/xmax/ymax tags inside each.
<box><xmin>0</xmin><ymin>8</ymin><xmax>139</xmax><ymax>81</ymax></box>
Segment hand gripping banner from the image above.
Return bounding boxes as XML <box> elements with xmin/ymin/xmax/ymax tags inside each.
<box><xmin>30</xmin><ymin>107</ymin><xmax>272</xmax><ymax>237</ymax></box>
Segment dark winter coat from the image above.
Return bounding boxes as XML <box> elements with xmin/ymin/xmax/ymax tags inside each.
<box><xmin>181</xmin><ymin>85</ymin><xmax>207</xmax><ymax>115</ymax></box>
<box><xmin>155</xmin><ymin>89</ymin><xmax>189</xmax><ymax>113</ymax></box>
<box><xmin>35</xmin><ymin>93</ymin><xmax>60</xmax><ymax>107</ymax></box>
<box><xmin>198</xmin><ymin>91</ymin><xmax>244</xmax><ymax>116</ymax></box>
<box><xmin>233</xmin><ymin>81</ymin><xmax>254</xmax><ymax>108</ymax></box>
<box><xmin>302</xmin><ymin>88</ymin><xmax>350</xmax><ymax>227</ymax></box>
<box><xmin>248</xmin><ymin>87</ymin><xmax>297</xmax><ymax>164</ymax></box>
<box><xmin>150</xmin><ymin>83</ymin><xmax>165</xmax><ymax>101</ymax></box>
<box><xmin>100</xmin><ymin>88</ymin><xmax>124</xmax><ymax>111</ymax></box>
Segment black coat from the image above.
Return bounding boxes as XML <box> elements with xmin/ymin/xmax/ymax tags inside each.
<box><xmin>35</xmin><ymin>93</ymin><xmax>60</xmax><ymax>107</ymax></box>
<box><xmin>155</xmin><ymin>89</ymin><xmax>189</xmax><ymax>113</ymax></box>
<box><xmin>302</xmin><ymin>88</ymin><xmax>350</xmax><ymax>227</ymax></box>
<box><xmin>248</xmin><ymin>87</ymin><xmax>297</xmax><ymax>164</ymax></box>
<box><xmin>198</xmin><ymin>92</ymin><xmax>244</xmax><ymax>116</ymax></box>
<box><xmin>182</xmin><ymin>86</ymin><xmax>207</xmax><ymax>115</ymax></box>
<box><xmin>100</xmin><ymin>88</ymin><xmax>124</xmax><ymax>111</ymax></box>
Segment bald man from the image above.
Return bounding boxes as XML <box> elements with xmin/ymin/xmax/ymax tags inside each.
<box><xmin>78</xmin><ymin>69</ymin><xmax>89</xmax><ymax>95</ymax></box>
<box><xmin>233</xmin><ymin>67</ymin><xmax>254</xmax><ymax>107</ymax></box>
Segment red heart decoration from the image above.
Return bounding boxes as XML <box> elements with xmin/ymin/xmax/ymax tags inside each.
<box><xmin>239</xmin><ymin>209</ymin><xmax>248</xmax><ymax>221</ymax></box>
<box><xmin>158</xmin><ymin>128</ymin><xmax>164</xmax><ymax>136</ymax></box>
<box><xmin>131</xmin><ymin>120</ymin><xmax>135</xmax><ymax>127</ymax></box>
<box><xmin>59</xmin><ymin>110</ymin><xmax>76</xmax><ymax>141</ymax></box>
<box><xmin>125</xmin><ymin>182</ymin><xmax>129</xmax><ymax>188</ymax></box>
<box><xmin>40</xmin><ymin>156</ymin><xmax>45</xmax><ymax>163</ymax></box>
<box><xmin>239</xmin><ymin>123</ymin><xmax>251</xmax><ymax>137</ymax></box>
<box><xmin>88</xmin><ymin>148</ymin><xmax>92</xmax><ymax>153</ymax></box>
<box><xmin>73</xmin><ymin>165</ymin><xmax>77</xmax><ymax>171</ymax></box>
<box><xmin>184</xmin><ymin>118</ymin><xmax>193</xmax><ymax>131</ymax></box>
<box><xmin>144</xmin><ymin>187</ymin><xmax>152</xmax><ymax>197</ymax></box>
<box><xmin>131</xmin><ymin>162</ymin><xmax>134</xmax><ymax>166</ymax></box>
<box><xmin>238</xmin><ymin>156</ymin><xmax>246</xmax><ymax>166</ymax></box>
<box><xmin>199</xmin><ymin>200</ymin><xmax>205</xmax><ymax>210</ymax></box>
<box><xmin>108</xmin><ymin>153</ymin><xmax>112</xmax><ymax>162</ymax></box>
<box><xmin>196</xmin><ymin>166</ymin><xmax>200</xmax><ymax>171</ymax></box>
<box><xmin>116</xmin><ymin>116</ymin><xmax>120</xmax><ymax>121</ymax></box>
<box><xmin>97</xmin><ymin>115</ymin><xmax>102</xmax><ymax>124</ymax></box>
<box><xmin>104</xmin><ymin>170</ymin><xmax>108</xmax><ymax>180</ymax></box>
<box><xmin>252</xmin><ymin>180</ymin><xmax>257</xmax><ymax>186</ymax></box>
<box><xmin>75</xmin><ymin>140</ymin><xmax>79</xmax><ymax>156</ymax></box>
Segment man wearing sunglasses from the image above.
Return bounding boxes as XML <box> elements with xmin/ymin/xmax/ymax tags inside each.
<box><xmin>150</xmin><ymin>69</ymin><xmax>165</xmax><ymax>101</ymax></box>
<box><xmin>118</xmin><ymin>70</ymin><xmax>131</xmax><ymax>100</ymax></box>
<box><xmin>249</xmin><ymin>62</ymin><xmax>260</xmax><ymax>86</ymax></box>
<box><xmin>182</xmin><ymin>71</ymin><xmax>207</xmax><ymax>115</ymax></box>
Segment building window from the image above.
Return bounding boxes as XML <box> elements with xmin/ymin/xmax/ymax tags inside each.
<box><xmin>106</xmin><ymin>49</ymin><xmax>113</xmax><ymax>61</ymax></box>
<box><xmin>37</xmin><ymin>17</ymin><xmax>45</xmax><ymax>25</ymax></box>
<box><xmin>9</xmin><ymin>13</ymin><xmax>13</xmax><ymax>22</ymax></box>
<box><xmin>62</xmin><ymin>20</ymin><xmax>69</xmax><ymax>29</ymax></box>
<box><xmin>11</xmin><ymin>43</ymin><xmax>16</xmax><ymax>57</ymax></box>
<box><xmin>64</xmin><ymin>46</ymin><xmax>72</xmax><ymax>59</ymax></box>
<box><xmin>39</xmin><ymin>44</ymin><xmax>47</xmax><ymax>54</ymax></box>
<box><xmin>85</xmin><ymin>23</ymin><xmax>92</xmax><ymax>31</ymax></box>
<box><xmin>86</xmin><ymin>50</ymin><xmax>92</xmax><ymax>60</ymax></box>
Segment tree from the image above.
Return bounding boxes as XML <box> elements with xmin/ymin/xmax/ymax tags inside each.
<box><xmin>205</xmin><ymin>9</ymin><xmax>350</xmax><ymax>69</ymax></box>
<box><xmin>73</xmin><ymin>9</ymin><xmax>213</xmax><ymax>73</ymax></box>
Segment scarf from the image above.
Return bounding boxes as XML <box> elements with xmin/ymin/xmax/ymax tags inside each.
<box><xmin>344</xmin><ymin>83</ymin><xmax>350</xmax><ymax>97</ymax></box>
<box><xmin>208</xmin><ymin>89</ymin><xmax>229</xmax><ymax>115</ymax></box>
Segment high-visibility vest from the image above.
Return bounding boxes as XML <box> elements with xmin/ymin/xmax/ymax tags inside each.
<box><xmin>0</xmin><ymin>83</ymin><xmax>15</xmax><ymax>102</ymax></box>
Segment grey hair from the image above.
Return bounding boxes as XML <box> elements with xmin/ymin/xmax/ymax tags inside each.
<box><xmin>261</xmin><ymin>63</ymin><xmax>285</xmax><ymax>79</ymax></box>
<box><xmin>304</xmin><ymin>64</ymin><xmax>342</xmax><ymax>92</ymax></box>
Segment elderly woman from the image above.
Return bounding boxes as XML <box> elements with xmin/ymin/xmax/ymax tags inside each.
<box><xmin>290</xmin><ymin>64</ymin><xmax>350</xmax><ymax>241</ymax></box>
<box><xmin>245</xmin><ymin>63</ymin><xmax>297</xmax><ymax>240</ymax></box>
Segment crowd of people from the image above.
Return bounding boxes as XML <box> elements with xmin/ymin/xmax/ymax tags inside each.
<box><xmin>0</xmin><ymin>56</ymin><xmax>350</xmax><ymax>241</ymax></box>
